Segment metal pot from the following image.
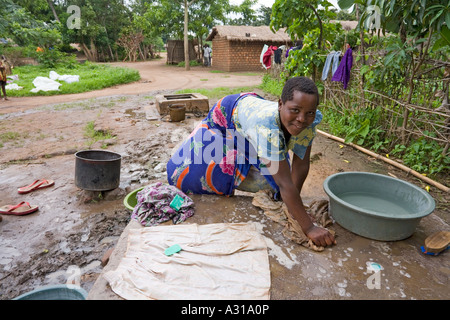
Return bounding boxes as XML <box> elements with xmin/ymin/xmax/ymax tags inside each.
<box><xmin>75</xmin><ymin>150</ymin><xmax>121</xmax><ymax>191</ymax></box>
<box><xmin>169</xmin><ymin>104</ymin><xmax>186</xmax><ymax>122</ymax></box>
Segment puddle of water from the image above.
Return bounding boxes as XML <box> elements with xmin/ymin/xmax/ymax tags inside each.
<box><xmin>124</xmin><ymin>109</ymin><xmax>145</xmax><ymax>119</ymax></box>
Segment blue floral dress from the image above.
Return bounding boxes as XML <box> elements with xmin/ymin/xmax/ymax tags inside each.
<box><xmin>166</xmin><ymin>93</ymin><xmax>322</xmax><ymax>197</ymax></box>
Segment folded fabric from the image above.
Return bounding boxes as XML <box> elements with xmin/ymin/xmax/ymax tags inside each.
<box><xmin>252</xmin><ymin>190</ymin><xmax>334</xmax><ymax>251</ymax></box>
<box><xmin>104</xmin><ymin>223</ymin><xmax>271</xmax><ymax>300</ymax></box>
<box><xmin>131</xmin><ymin>182</ymin><xmax>195</xmax><ymax>226</ymax></box>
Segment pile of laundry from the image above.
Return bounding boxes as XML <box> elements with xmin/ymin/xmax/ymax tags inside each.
<box><xmin>30</xmin><ymin>71</ymin><xmax>80</xmax><ymax>93</ymax></box>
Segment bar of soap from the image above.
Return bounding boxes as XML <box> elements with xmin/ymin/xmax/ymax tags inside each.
<box><xmin>169</xmin><ymin>194</ymin><xmax>184</xmax><ymax>211</ymax></box>
<box><xmin>165</xmin><ymin>244</ymin><xmax>182</xmax><ymax>256</ymax></box>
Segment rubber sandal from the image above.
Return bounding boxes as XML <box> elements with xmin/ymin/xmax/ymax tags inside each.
<box><xmin>18</xmin><ymin>179</ymin><xmax>55</xmax><ymax>194</ymax></box>
<box><xmin>0</xmin><ymin>201</ymin><xmax>39</xmax><ymax>216</ymax></box>
<box><xmin>421</xmin><ymin>231</ymin><xmax>450</xmax><ymax>256</ymax></box>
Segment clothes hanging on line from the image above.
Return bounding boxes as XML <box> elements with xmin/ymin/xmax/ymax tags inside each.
<box><xmin>285</xmin><ymin>43</ymin><xmax>303</xmax><ymax>58</ymax></box>
<box><xmin>262</xmin><ymin>45</ymin><xmax>277</xmax><ymax>69</ymax></box>
<box><xmin>321</xmin><ymin>51</ymin><xmax>341</xmax><ymax>81</ymax></box>
<box><xmin>331</xmin><ymin>47</ymin><xmax>353</xmax><ymax>89</ymax></box>
<box><xmin>274</xmin><ymin>48</ymin><xmax>282</xmax><ymax>64</ymax></box>
<box><xmin>259</xmin><ymin>44</ymin><xmax>269</xmax><ymax>69</ymax></box>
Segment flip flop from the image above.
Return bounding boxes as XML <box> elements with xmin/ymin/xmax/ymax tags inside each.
<box><xmin>0</xmin><ymin>201</ymin><xmax>39</xmax><ymax>216</ymax></box>
<box><xmin>18</xmin><ymin>179</ymin><xmax>54</xmax><ymax>194</ymax></box>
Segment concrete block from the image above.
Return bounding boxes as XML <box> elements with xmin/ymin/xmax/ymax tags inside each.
<box><xmin>155</xmin><ymin>93</ymin><xmax>210</xmax><ymax>116</ymax></box>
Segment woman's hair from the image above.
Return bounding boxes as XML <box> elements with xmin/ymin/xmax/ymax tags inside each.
<box><xmin>281</xmin><ymin>76</ymin><xmax>319</xmax><ymax>105</ymax></box>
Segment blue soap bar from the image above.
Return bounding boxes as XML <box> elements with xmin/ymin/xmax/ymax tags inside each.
<box><xmin>165</xmin><ymin>244</ymin><xmax>182</xmax><ymax>256</ymax></box>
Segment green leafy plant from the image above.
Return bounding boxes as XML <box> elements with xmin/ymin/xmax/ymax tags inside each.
<box><xmin>391</xmin><ymin>133</ymin><xmax>450</xmax><ymax>176</ymax></box>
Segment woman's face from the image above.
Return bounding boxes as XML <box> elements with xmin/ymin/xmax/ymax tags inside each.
<box><xmin>278</xmin><ymin>90</ymin><xmax>317</xmax><ymax>137</ymax></box>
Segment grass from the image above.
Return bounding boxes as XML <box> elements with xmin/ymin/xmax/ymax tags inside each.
<box><xmin>6</xmin><ymin>62</ymin><xmax>140</xmax><ymax>97</ymax></box>
<box><xmin>0</xmin><ymin>131</ymin><xmax>21</xmax><ymax>142</ymax></box>
<box><xmin>175</xmin><ymin>86</ymin><xmax>259</xmax><ymax>100</ymax></box>
<box><xmin>83</xmin><ymin>121</ymin><xmax>116</xmax><ymax>148</ymax></box>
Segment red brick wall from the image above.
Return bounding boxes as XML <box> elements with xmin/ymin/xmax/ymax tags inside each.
<box><xmin>211</xmin><ymin>38</ymin><xmax>290</xmax><ymax>72</ymax></box>
<box><xmin>211</xmin><ymin>37</ymin><xmax>231</xmax><ymax>71</ymax></box>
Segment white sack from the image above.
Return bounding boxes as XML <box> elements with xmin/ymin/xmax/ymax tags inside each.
<box><xmin>30</xmin><ymin>76</ymin><xmax>61</xmax><ymax>93</ymax></box>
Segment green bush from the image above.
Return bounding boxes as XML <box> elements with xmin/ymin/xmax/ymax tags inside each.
<box><xmin>32</xmin><ymin>47</ymin><xmax>78</xmax><ymax>69</ymax></box>
<box><xmin>176</xmin><ymin>60</ymin><xmax>201</xmax><ymax>67</ymax></box>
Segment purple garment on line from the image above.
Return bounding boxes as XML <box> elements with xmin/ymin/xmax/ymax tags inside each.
<box><xmin>331</xmin><ymin>48</ymin><xmax>353</xmax><ymax>89</ymax></box>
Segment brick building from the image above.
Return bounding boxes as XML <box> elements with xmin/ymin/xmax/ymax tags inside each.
<box><xmin>205</xmin><ymin>25</ymin><xmax>292</xmax><ymax>72</ymax></box>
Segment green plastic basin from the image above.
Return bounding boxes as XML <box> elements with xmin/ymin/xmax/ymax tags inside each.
<box><xmin>123</xmin><ymin>187</ymin><xmax>144</xmax><ymax>211</ymax></box>
<box><xmin>323</xmin><ymin>172</ymin><xmax>435</xmax><ymax>241</ymax></box>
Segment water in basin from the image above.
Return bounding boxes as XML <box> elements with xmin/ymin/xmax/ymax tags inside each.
<box><xmin>339</xmin><ymin>191</ymin><xmax>413</xmax><ymax>217</ymax></box>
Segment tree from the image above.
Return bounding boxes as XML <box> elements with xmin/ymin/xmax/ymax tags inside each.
<box><xmin>143</xmin><ymin>0</ymin><xmax>231</xmax><ymax>69</ymax></box>
<box><xmin>271</xmin><ymin>0</ymin><xmax>334</xmax><ymax>52</ymax></box>
<box><xmin>46</xmin><ymin>0</ymin><xmax>61</xmax><ymax>23</ymax></box>
<box><xmin>271</xmin><ymin>0</ymin><xmax>334</xmax><ymax>80</ymax></box>
<box><xmin>116</xmin><ymin>27</ymin><xmax>145</xmax><ymax>62</ymax></box>
<box><xmin>338</xmin><ymin>0</ymin><xmax>450</xmax><ymax>143</ymax></box>
<box><xmin>0</xmin><ymin>0</ymin><xmax>62</xmax><ymax>48</ymax></box>
<box><xmin>256</xmin><ymin>5</ymin><xmax>272</xmax><ymax>26</ymax></box>
<box><xmin>59</xmin><ymin>0</ymin><xmax>131</xmax><ymax>62</ymax></box>
<box><xmin>183</xmin><ymin>0</ymin><xmax>195</xmax><ymax>70</ymax></box>
<box><xmin>228</xmin><ymin>0</ymin><xmax>258</xmax><ymax>26</ymax></box>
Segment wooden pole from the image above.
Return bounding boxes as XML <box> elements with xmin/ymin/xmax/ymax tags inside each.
<box><xmin>317</xmin><ymin>129</ymin><xmax>449</xmax><ymax>193</ymax></box>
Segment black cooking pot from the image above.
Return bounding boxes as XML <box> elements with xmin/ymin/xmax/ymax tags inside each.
<box><xmin>75</xmin><ymin>150</ymin><xmax>121</xmax><ymax>191</ymax></box>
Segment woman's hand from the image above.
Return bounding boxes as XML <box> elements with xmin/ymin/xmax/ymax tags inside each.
<box><xmin>305</xmin><ymin>225</ymin><xmax>336</xmax><ymax>247</ymax></box>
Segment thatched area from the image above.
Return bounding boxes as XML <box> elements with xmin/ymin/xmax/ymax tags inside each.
<box><xmin>206</xmin><ymin>25</ymin><xmax>291</xmax><ymax>42</ymax></box>
<box><xmin>206</xmin><ymin>25</ymin><xmax>292</xmax><ymax>72</ymax></box>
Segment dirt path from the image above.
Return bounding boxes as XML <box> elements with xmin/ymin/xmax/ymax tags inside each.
<box><xmin>0</xmin><ymin>56</ymin><xmax>448</xmax><ymax>300</ymax></box>
<box><xmin>0</xmin><ymin>52</ymin><xmax>262</xmax><ymax>114</ymax></box>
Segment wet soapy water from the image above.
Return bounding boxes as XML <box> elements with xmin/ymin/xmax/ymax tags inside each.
<box><xmin>339</xmin><ymin>192</ymin><xmax>413</xmax><ymax>217</ymax></box>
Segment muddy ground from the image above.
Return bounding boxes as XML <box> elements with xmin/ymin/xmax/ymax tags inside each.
<box><xmin>0</xmin><ymin>57</ymin><xmax>448</xmax><ymax>300</ymax></box>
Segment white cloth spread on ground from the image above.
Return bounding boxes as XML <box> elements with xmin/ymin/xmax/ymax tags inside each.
<box><xmin>30</xmin><ymin>76</ymin><xmax>61</xmax><ymax>93</ymax></box>
<box><xmin>5</xmin><ymin>83</ymin><xmax>23</xmax><ymax>90</ymax></box>
<box><xmin>49</xmin><ymin>70</ymin><xmax>80</xmax><ymax>83</ymax></box>
<box><xmin>104</xmin><ymin>223</ymin><xmax>271</xmax><ymax>300</ymax></box>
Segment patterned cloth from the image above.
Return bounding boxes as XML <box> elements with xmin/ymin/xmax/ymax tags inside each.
<box><xmin>131</xmin><ymin>182</ymin><xmax>195</xmax><ymax>226</ymax></box>
<box><xmin>166</xmin><ymin>93</ymin><xmax>322</xmax><ymax>197</ymax></box>
<box><xmin>233</xmin><ymin>95</ymin><xmax>322</xmax><ymax>162</ymax></box>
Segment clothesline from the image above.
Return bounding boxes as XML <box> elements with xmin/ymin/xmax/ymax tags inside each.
<box><xmin>317</xmin><ymin>52</ymin><xmax>379</xmax><ymax>57</ymax></box>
